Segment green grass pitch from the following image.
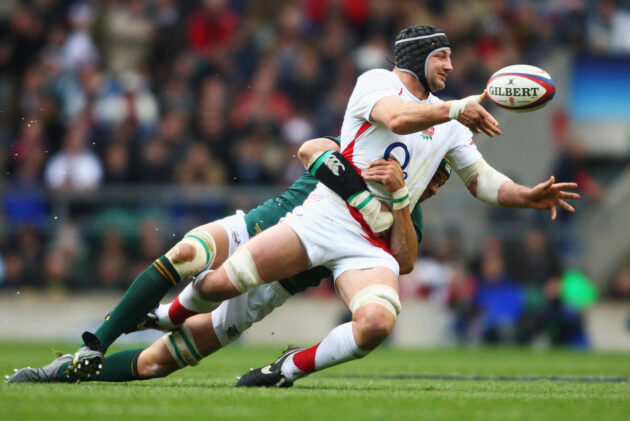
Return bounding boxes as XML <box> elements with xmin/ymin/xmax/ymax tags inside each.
<box><xmin>1</xmin><ymin>341</ymin><xmax>629</xmax><ymax>421</ymax></box>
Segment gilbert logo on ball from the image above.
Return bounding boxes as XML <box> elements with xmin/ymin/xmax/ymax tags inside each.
<box><xmin>486</xmin><ymin>64</ymin><xmax>555</xmax><ymax>112</ymax></box>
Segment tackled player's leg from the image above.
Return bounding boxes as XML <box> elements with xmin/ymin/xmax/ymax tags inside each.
<box><xmin>236</xmin><ymin>266</ymin><xmax>399</xmax><ymax>387</ymax></box>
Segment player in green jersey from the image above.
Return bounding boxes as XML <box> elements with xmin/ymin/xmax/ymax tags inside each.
<box><xmin>6</xmin><ymin>140</ymin><xmax>452</xmax><ymax>383</ymax></box>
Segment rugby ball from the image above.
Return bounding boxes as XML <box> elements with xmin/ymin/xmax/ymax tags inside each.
<box><xmin>486</xmin><ymin>64</ymin><xmax>555</xmax><ymax>112</ymax></box>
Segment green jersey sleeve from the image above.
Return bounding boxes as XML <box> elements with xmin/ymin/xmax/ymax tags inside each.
<box><xmin>243</xmin><ymin>136</ymin><xmax>341</xmax><ymax>236</ymax></box>
<box><xmin>243</xmin><ymin>172</ymin><xmax>317</xmax><ymax>236</ymax></box>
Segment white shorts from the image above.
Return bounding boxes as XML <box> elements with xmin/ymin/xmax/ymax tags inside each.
<box><xmin>200</xmin><ymin>211</ymin><xmax>292</xmax><ymax>346</ymax></box>
<box><xmin>211</xmin><ymin>281</ymin><xmax>291</xmax><ymax>347</ymax></box>
<box><xmin>216</xmin><ymin>210</ymin><xmax>251</xmax><ymax>256</ymax></box>
<box><xmin>282</xmin><ymin>185</ymin><xmax>399</xmax><ymax>280</ymax></box>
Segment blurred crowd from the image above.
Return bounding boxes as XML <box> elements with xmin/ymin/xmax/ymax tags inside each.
<box><xmin>1</xmin><ymin>0</ymin><xmax>629</xmax><ymax>344</ymax></box>
<box><xmin>398</xmin><ymin>226</ymin><xmax>597</xmax><ymax>347</ymax></box>
<box><xmin>3</xmin><ymin>0</ymin><xmax>628</xmax><ymax>191</ymax></box>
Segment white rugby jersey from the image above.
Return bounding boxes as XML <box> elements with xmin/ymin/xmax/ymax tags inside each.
<box><xmin>338</xmin><ymin>69</ymin><xmax>482</xmax><ymax>212</ymax></box>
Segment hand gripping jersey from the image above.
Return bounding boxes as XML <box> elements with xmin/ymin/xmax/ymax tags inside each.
<box><xmin>242</xmin><ymin>136</ymin><xmax>426</xmax><ymax>294</ymax></box>
<box><xmin>339</xmin><ymin>69</ymin><xmax>482</xmax><ymax>212</ymax></box>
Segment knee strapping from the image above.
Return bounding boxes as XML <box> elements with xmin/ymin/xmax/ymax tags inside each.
<box><xmin>348</xmin><ymin>285</ymin><xmax>401</xmax><ymax>317</ymax></box>
<box><xmin>223</xmin><ymin>247</ymin><xmax>264</xmax><ymax>293</ymax></box>
<box><xmin>162</xmin><ymin>324</ymin><xmax>202</xmax><ymax>368</ymax></box>
<box><xmin>165</xmin><ymin>229</ymin><xmax>216</xmax><ymax>280</ymax></box>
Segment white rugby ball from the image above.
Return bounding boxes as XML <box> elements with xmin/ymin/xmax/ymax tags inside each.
<box><xmin>486</xmin><ymin>64</ymin><xmax>555</xmax><ymax>112</ymax></box>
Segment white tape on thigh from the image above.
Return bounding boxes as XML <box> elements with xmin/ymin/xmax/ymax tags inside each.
<box><xmin>223</xmin><ymin>246</ymin><xmax>264</xmax><ymax>293</ymax></box>
<box><xmin>348</xmin><ymin>285</ymin><xmax>401</xmax><ymax>317</ymax></box>
<box><xmin>161</xmin><ymin>324</ymin><xmax>202</xmax><ymax>368</ymax></box>
<box><xmin>166</xmin><ymin>228</ymin><xmax>217</xmax><ymax>280</ymax></box>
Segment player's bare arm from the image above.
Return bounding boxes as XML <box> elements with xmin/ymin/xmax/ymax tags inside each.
<box><xmin>457</xmin><ymin>158</ymin><xmax>580</xmax><ymax>220</ymax></box>
<box><xmin>369</xmin><ymin>95</ymin><xmax>450</xmax><ymax>134</ymax></box>
<box><xmin>370</xmin><ymin>88</ymin><xmax>500</xmax><ymax>137</ymax></box>
<box><xmin>299</xmin><ymin>137</ymin><xmax>394</xmax><ymax>233</ymax></box>
<box><xmin>496</xmin><ymin>176</ymin><xmax>580</xmax><ymax>221</ymax></box>
<box><xmin>370</xmin><ymin>44</ymin><xmax>501</xmax><ymax>137</ymax></box>
<box><xmin>363</xmin><ymin>158</ymin><xmax>417</xmax><ymax>274</ymax></box>
<box><xmin>297</xmin><ymin>137</ymin><xmax>340</xmax><ymax>166</ymax></box>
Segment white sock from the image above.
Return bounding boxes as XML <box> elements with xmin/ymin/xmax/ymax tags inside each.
<box><xmin>178</xmin><ymin>279</ymin><xmax>218</xmax><ymax>313</ymax></box>
<box><xmin>154</xmin><ymin>303</ymin><xmax>175</xmax><ymax>330</ymax></box>
<box><xmin>282</xmin><ymin>322</ymin><xmax>369</xmax><ymax>381</ymax></box>
<box><xmin>155</xmin><ymin>280</ymin><xmax>219</xmax><ymax>329</ymax></box>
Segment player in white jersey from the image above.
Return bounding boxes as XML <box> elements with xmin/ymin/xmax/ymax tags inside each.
<box><xmin>339</xmin><ymin>69</ymin><xmax>481</xmax><ymax>209</ymax></box>
<box><xmin>152</xmin><ymin>25</ymin><xmax>576</xmax><ymax>388</ymax></box>
<box><xmin>230</xmin><ymin>24</ymin><xmax>579</xmax><ymax>387</ymax></box>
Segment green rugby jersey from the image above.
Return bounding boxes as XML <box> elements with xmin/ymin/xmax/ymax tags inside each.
<box><xmin>243</xmin><ymin>171</ymin><xmax>319</xmax><ymax>237</ymax></box>
<box><xmin>242</xmin><ymin>136</ymin><xmax>425</xmax><ymax>294</ymax></box>
<box><xmin>243</xmin><ymin>136</ymin><xmax>340</xmax><ymax>237</ymax></box>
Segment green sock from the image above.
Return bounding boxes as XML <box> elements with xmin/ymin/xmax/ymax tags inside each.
<box><xmin>58</xmin><ymin>349</ymin><xmax>145</xmax><ymax>382</ymax></box>
<box><xmin>93</xmin><ymin>349</ymin><xmax>144</xmax><ymax>381</ymax></box>
<box><xmin>55</xmin><ymin>361</ymin><xmax>75</xmax><ymax>383</ymax></box>
<box><xmin>94</xmin><ymin>256</ymin><xmax>180</xmax><ymax>352</ymax></box>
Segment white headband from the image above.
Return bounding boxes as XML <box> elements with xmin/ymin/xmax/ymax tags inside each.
<box><xmin>394</xmin><ymin>33</ymin><xmax>447</xmax><ymax>45</ymax></box>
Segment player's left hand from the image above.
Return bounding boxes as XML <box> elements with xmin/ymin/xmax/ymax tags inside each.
<box><xmin>363</xmin><ymin>158</ymin><xmax>405</xmax><ymax>193</ymax></box>
<box><xmin>526</xmin><ymin>176</ymin><xmax>580</xmax><ymax>220</ymax></box>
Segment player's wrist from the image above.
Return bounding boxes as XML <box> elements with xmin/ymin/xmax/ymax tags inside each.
<box><xmin>519</xmin><ymin>184</ymin><xmax>537</xmax><ymax>208</ymax></box>
<box><xmin>351</xmin><ymin>192</ymin><xmax>394</xmax><ymax>233</ymax></box>
<box><xmin>447</xmin><ymin>100</ymin><xmax>462</xmax><ymax>120</ymax></box>
<box><xmin>449</xmin><ymin>94</ymin><xmax>482</xmax><ymax>120</ymax></box>
<box><xmin>391</xmin><ymin>186</ymin><xmax>409</xmax><ymax>210</ymax></box>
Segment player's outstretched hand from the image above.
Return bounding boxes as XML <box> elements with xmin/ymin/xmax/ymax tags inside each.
<box><xmin>363</xmin><ymin>158</ymin><xmax>405</xmax><ymax>193</ymax></box>
<box><xmin>525</xmin><ymin>176</ymin><xmax>581</xmax><ymax>221</ymax></box>
<box><xmin>453</xmin><ymin>90</ymin><xmax>502</xmax><ymax>137</ymax></box>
